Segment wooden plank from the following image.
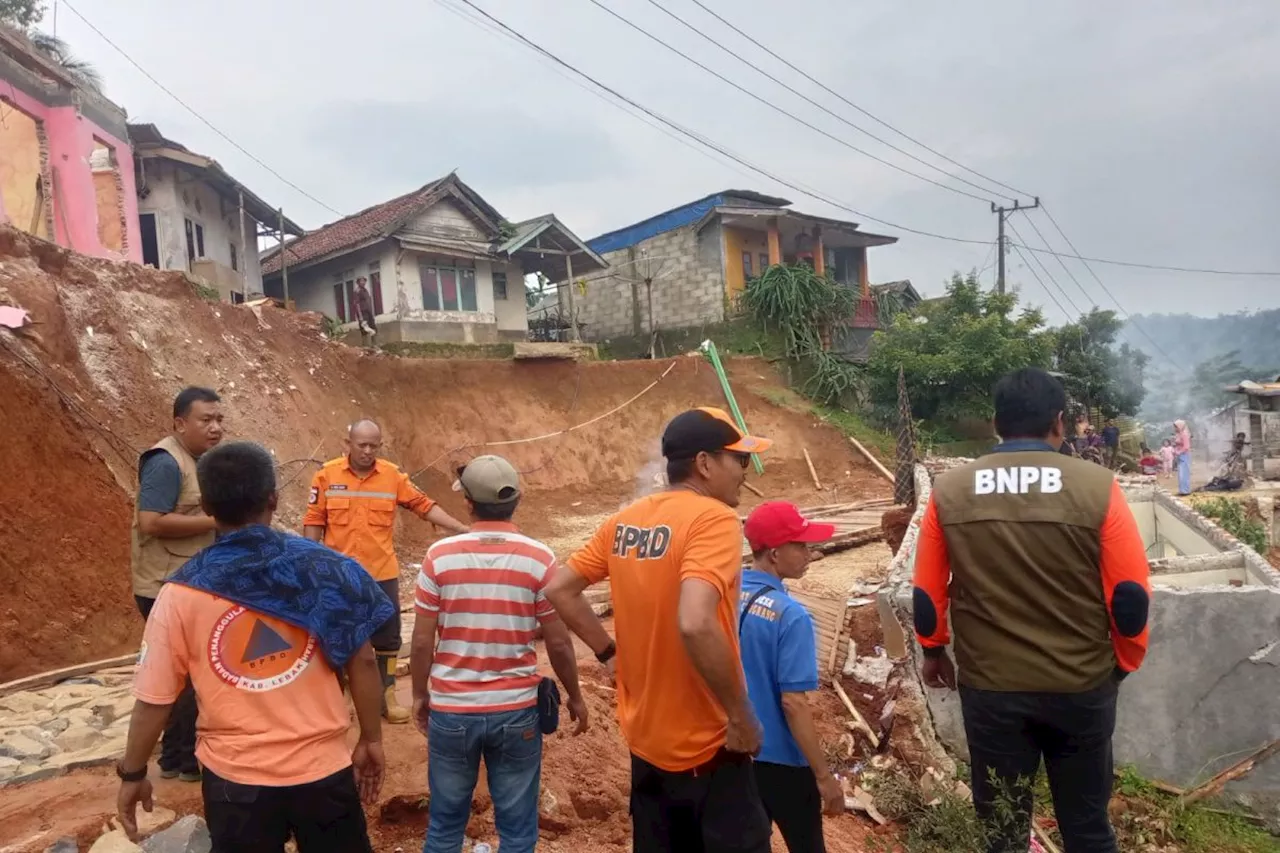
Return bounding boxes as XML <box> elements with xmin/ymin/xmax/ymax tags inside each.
<box><xmin>804</xmin><ymin>447</ymin><xmax>822</xmax><ymax>491</ymax></box>
<box><xmin>848</xmin><ymin>436</ymin><xmax>895</xmax><ymax>484</ymax></box>
<box><xmin>832</xmin><ymin>677</ymin><xmax>880</xmax><ymax>748</ymax></box>
<box><xmin>0</xmin><ymin>653</ymin><xmax>138</xmax><ymax>697</ymax></box>
<box><xmin>1182</xmin><ymin>739</ymin><xmax>1280</xmax><ymax>805</ymax></box>
<box><xmin>793</xmin><ymin>590</ymin><xmax>848</xmax><ymax>675</ymax></box>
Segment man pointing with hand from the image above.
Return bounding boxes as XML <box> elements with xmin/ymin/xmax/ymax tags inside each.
<box><xmin>546</xmin><ymin>407</ymin><xmax>774</xmax><ymax>853</ymax></box>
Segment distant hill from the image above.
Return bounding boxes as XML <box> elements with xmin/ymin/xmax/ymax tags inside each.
<box><xmin>1119</xmin><ymin>310</ymin><xmax>1280</xmax><ymax>369</ymax></box>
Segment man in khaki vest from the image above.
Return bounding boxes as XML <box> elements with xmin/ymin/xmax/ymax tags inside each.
<box><xmin>130</xmin><ymin>386</ymin><xmax>224</xmax><ymax>781</ymax></box>
<box><xmin>913</xmin><ymin>368</ymin><xmax>1150</xmax><ymax>853</ymax></box>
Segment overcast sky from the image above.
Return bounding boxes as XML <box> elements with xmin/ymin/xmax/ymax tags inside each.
<box><xmin>55</xmin><ymin>0</ymin><xmax>1280</xmax><ymax>322</ymax></box>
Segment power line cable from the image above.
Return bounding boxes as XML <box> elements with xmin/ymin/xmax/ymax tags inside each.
<box><xmin>438</xmin><ymin>0</ymin><xmax>992</xmax><ymax>245</ymax></box>
<box><xmin>682</xmin><ymin>0</ymin><xmax>1035</xmax><ymax>199</ymax></box>
<box><xmin>1007</xmin><ymin>241</ymin><xmax>1073</xmax><ymax>320</ymax></box>
<box><xmin>639</xmin><ymin>0</ymin><xmax>1016</xmax><ymax>203</ymax></box>
<box><xmin>1034</xmin><ymin>203</ymin><xmax>1185</xmax><ymax>366</ymax></box>
<box><xmin>1015</xmin><ymin>208</ymin><xmax>1097</xmax><ymax>310</ymax></box>
<box><xmin>579</xmin><ymin>0</ymin><xmax>997</xmax><ymax>204</ymax></box>
<box><xmin>1006</xmin><ymin>219</ymin><xmax>1083</xmax><ymax>316</ymax></box>
<box><xmin>61</xmin><ymin>0</ymin><xmax>342</xmax><ymax>217</ymax></box>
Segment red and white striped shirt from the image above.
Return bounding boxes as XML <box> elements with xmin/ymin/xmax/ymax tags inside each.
<box><xmin>414</xmin><ymin>521</ymin><xmax>558</xmax><ymax>713</ymax></box>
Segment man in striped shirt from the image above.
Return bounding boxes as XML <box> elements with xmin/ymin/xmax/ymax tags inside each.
<box><xmin>410</xmin><ymin>455</ymin><xmax>587</xmax><ymax>853</ymax></box>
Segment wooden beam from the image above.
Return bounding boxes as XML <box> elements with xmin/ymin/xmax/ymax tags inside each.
<box><xmin>832</xmin><ymin>677</ymin><xmax>880</xmax><ymax>748</ymax></box>
<box><xmin>0</xmin><ymin>653</ymin><xmax>137</xmax><ymax>697</ymax></box>
<box><xmin>848</xmin><ymin>436</ymin><xmax>895</xmax><ymax>484</ymax></box>
<box><xmin>804</xmin><ymin>447</ymin><xmax>823</xmax><ymax>491</ymax></box>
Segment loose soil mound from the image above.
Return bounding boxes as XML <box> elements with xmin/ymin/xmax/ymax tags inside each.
<box><xmin>0</xmin><ymin>227</ymin><xmax>884</xmax><ymax>680</ymax></box>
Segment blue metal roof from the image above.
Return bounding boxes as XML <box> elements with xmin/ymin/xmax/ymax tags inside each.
<box><xmin>587</xmin><ymin>190</ymin><xmax>789</xmax><ymax>255</ymax></box>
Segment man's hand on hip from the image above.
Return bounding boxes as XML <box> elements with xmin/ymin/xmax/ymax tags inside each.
<box><xmin>724</xmin><ymin>707</ymin><xmax>763</xmax><ymax>755</ymax></box>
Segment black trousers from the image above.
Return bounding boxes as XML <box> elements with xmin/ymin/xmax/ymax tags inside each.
<box><xmin>135</xmin><ymin>595</ymin><xmax>199</xmax><ymax>774</ymax></box>
<box><xmin>370</xmin><ymin>579</ymin><xmax>401</xmax><ymax>655</ymax></box>
<box><xmin>960</xmin><ymin>678</ymin><xmax>1119</xmax><ymax>853</ymax></box>
<box><xmin>203</xmin><ymin>766</ymin><xmax>373</xmax><ymax>853</ymax></box>
<box><xmin>754</xmin><ymin>761</ymin><xmax>826</xmax><ymax>853</ymax></box>
<box><xmin>630</xmin><ymin>751</ymin><xmax>771</xmax><ymax>853</ymax></box>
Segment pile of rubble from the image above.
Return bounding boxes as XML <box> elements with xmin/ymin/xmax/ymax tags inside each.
<box><xmin>0</xmin><ymin>674</ymin><xmax>135</xmax><ymax>787</ymax></box>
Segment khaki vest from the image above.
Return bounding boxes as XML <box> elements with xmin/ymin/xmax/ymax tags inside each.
<box><xmin>932</xmin><ymin>448</ymin><xmax>1118</xmax><ymax>693</ymax></box>
<box><xmin>130</xmin><ymin>435</ymin><xmax>214</xmax><ymax>598</ymax></box>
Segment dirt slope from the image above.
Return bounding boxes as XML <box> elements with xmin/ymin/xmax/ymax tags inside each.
<box><xmin>0</xmin><ymin>226</ymin><xmax>884</xmax><ymax>681</ymax></box>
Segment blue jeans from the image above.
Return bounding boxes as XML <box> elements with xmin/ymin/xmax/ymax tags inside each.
<box><xmin>1177</xmin><ymin>450</ymin><xmax>1192</xmax><ymax>494</ymax></box>
<box><xmin>425</xmin><ymin>706</ymin><xmax>542</xmax><ymax>853</ymax></box>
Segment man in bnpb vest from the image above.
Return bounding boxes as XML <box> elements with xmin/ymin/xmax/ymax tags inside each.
<box><xmin>913</xmin><ymin>368</ymin><xmax>1150</xmax><ymax>853</ymax></box>
<box><xmin>130</xmin><ymin>385</ymin><xmax>224</xmax><ymax>781</ymax></box>
<box><xmin>304</xmin><ymin>419</ymin><xmax>469</xmax><ymax>723</ymax></box>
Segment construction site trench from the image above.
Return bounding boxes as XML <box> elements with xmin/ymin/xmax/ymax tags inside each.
<box><xmin>0</xmin><ymin>228</ymin><xmax>910</xmax><ymax>852</ymax></box>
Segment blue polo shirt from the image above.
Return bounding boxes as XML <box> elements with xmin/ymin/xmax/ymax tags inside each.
<box><xmin>739</xmin><ymin>568</ymin><xmax>820</xmax><ymax>767</ymax></box>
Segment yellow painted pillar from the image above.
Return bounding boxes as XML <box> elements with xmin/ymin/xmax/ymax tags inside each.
<box><xmin>857</xmin><ymin>247</ymin><xmax>869</xmax><ymax>298</ymax></box>
<box><xmin>813</xmin><ymin>227</ymin><xmax>825</xmax><ymax>277</ymax></box>
<box><xmin>767</xmin><ymin>218</ymin><xmax>781</xmax><ymax>266</ymax></box>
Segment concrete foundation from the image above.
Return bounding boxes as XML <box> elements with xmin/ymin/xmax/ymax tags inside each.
<box><xmin>882</xmin><ymin>465</ymin><xmax>1280</xmax><ymax>820</ymax></box>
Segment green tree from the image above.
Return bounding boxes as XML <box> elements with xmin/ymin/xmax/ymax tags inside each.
<box><xmin>0</xmin><ymin>0</ymin><xmax>45</xmax><ymax>29</ymax></box>
<box><xmin>866</xmin><ymin>272</ymin><xmax>1053</xmax><ymax>423</ymax></box>
<box><xmin>28</xmin><ymin>31</ymin><xmax>103</xmax><ymax>92</ymax></box>
<box><xmin>1052</xmin><ymin>308</ymin><xmax>1149</xmax><ymax>417</ymax></box>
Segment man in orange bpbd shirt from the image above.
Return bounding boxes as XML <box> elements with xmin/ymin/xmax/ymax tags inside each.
<box><xmin>545</xmin><ymin>407</ymin><xmax>774</xmax><ymax>853</ymax></box>
<box><xmin>304</xmin><ymin>419</ymin><xmax>468</xmax><ymax>723</ymax></box>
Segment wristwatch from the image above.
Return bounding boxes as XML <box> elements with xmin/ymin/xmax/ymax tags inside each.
<box><xmin>595</xmin><ymin>641</ymin><xmax>617</xmax><ymax>664</ymax></box>
<box><xmin>116</xmin><ymin>762</ymin><xmax>147</xmax><ymax>782</ymax></box>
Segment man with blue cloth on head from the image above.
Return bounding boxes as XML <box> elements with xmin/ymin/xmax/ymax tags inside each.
<box><xmin>740</xmin><ymin>501</ymin><xmax>847</xmax><ymax>853</ymax></box>
<box><xmin>116</xmin><ymin>441</ymin><xmax>394</xmax><ymax>853</ymax></box>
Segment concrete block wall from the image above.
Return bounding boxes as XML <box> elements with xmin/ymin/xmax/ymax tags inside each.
<box><xmin>572</xmin><ymin>223</ymin><xmax>726</xmax><ymax>342</ymax></box>
<box><xmin>882</xmin><ymin>467</ymin><xmax>1280</xmax><ymax>820</ymax></box>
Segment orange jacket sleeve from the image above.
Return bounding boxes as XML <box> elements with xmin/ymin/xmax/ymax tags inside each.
<box><xmin>911</xmin><ymin>496</ymin><xmax>951</xmax><ymax>653</ymax></box>
<box><xmin>302</xmin><ymin>468</ymin><xmax>328</xmax><ymax>528</ymax></box>
<box><xmin>1099</xmin><ymin>480</ymin><xmax>1151</xmax><ymax>673</ymax></box>
<box><xmin>396</xmin><ymin>470</ymin><xmax>437</xmax><ymax>518</ymax></box>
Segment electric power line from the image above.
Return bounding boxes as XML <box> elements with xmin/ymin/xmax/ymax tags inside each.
<box><xmin>61</xmin><ymin>0</ymin><xmax>343</xmax><ymax>217</ymax></box>
<box><xmin>639</xmin><ymin>0</ymin><xmax>1016</xmax><ymax>203</ymax></box>
<box><xmin>1006</xmin><ymin>219</ymin><xmax>1083</xmax><ymax>316</ymax></box>
<box><xmin>579</xmin><ymin>0</ymin><xmax>997</xmax><ymax>204</ymax></box>
<box><xmin>682</xmin><ymin>0</ymin><xmax>1035</xmax><ymax>201</ymax></box>
<box><xmin>438</xmin><ymin>0</ymin><xmax>993</xmax><ymax>245</ymax></box>
<box><xmin>1016</xmin><ymin>208</ymin><xmax>1097</xmax><ymax>310</ymax></box>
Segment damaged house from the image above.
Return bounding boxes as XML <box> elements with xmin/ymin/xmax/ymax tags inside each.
<box><xmin>259</xmin><ymin>173</ymin><xmax>605</xmax><ymax>344</ymax></box>
<box><xmin>0</xmin><ymin>26</ymin><xmax>139</xmax><ymax>262</ymax></box>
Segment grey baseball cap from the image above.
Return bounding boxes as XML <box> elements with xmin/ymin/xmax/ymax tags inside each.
<box><xmin>453</xmin><ymin>455</ymin><xmax>521</xmax><ymax>504</ymax></box>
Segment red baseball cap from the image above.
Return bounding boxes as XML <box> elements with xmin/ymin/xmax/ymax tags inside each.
<box><xmin>744</xmin><ymin>501</ymin><xmax>836</xmax><ymax>550</ymax></box>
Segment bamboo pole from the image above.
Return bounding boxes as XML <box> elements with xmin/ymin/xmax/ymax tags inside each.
<box><xmin>804</xmin><ymin>447</ymin><xmax>822</xmax><ymax>490</ymax></box>
<box><xmin>848</xmin><ymin>436</ymin><xmax>895</xmax><ymax>484</ymax></box>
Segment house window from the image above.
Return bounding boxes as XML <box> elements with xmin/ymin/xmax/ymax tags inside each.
<box><xmin>333</xmin><ymin>282</ymin><xmax>347</xmax><ymax>322</ymax></box>
<box><xmin>742</xmin><ymin>251</ymin><xmax>753</xmax><ymax>280</ymax></box>
<box><xmin>229</xmin><ymin>242</ymin><xmax>239</xmax><ymax>272</ymax></box>
<box><xmin>420</xmin><ymin>258</ymin><xmax>480</xmax><ymax>313</ymax></box>
<box><xmin>493</xmin><ymin>271</ymin><xmax>508</xmax><ymax>300</ymax></box>
<box><xmin>184</xmin><ymin>219</ymin><xmax>205</xmax><ymax>263</ymax></box>
<box><xmin>367</xmin><ymin>261</ymin><xmax>384</xmax><ymax>315</ymax></box>
<box><xmin>333</xmin><ymin>268</ymin><xmax>357</xmax><ymax>321</ymax></box>
<box><xmin>759</xmin><ymin>253</ymin><xmax>769</xmax><ymax>274</ymax></box>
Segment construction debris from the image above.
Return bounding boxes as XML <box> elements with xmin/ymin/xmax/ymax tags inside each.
<box><xmin>1181</xmin><ymin>739</ymin><xmax>1280</xmax><ymax>805</ymax></box>
<box><xmin>832</xmin><ymin>678</ymin><xmax>880</xmax><ymax>749</ymax></box>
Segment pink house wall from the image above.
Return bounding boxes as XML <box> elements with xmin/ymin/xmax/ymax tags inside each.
<box><xmin>0</xmin><ymin>85</ymin><xmax>142</xmax><ymax>263</ymax></box>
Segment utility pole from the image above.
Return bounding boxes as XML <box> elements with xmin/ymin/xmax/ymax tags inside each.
<box><xmin>992</xmin><ymin>196</ymin><xmax>1039</xmax><ymax>295</ymax></box>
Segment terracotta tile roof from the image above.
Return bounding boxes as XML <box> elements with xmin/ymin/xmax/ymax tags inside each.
<box><xmin>262</xmin><ymin>177</ymin><xmax>451</xmax><ymax>275</ymax></box>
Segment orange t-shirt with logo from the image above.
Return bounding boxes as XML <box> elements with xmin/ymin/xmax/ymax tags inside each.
<box><xmin>568</xmin><ymin>490</ymin><xmax>744</xmax><ymax>772</ymax></box>
<box><xmin>133</xmin><ymin>584</ymin><xmax>352</xmax><ymax>786</ymax></box>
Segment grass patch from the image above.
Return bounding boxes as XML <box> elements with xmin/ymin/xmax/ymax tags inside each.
<box><xmin>382</xmin><ymin>341</ymin><xmax>515</xmax><ymax>360</ymax></box>
<box><xmin>1189</xmin><ymin>496</ymin><xmax>1269</xmax><ymax>554</ymax></box>
<box><xmin>815</xmin><ymin>405</ymin><xmax>895</xmax><ymax>460</ymax></box>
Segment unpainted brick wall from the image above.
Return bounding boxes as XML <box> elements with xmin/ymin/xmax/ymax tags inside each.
<box><xmin>574</xmin><ymin>223</ymin><xmax>726</xmax><ymax>342</ymax></box>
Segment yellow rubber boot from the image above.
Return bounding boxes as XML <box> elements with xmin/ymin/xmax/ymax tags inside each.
<box><xmin>378</xmin><ymin>652</ymin><xmax>410</xmax><ymax>725</ymax></box>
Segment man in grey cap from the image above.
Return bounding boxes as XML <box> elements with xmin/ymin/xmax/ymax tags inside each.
<box><xmin>409</xmin><ymin>455</ymin><xmax>588</xmax><ymax>853</ymax></box>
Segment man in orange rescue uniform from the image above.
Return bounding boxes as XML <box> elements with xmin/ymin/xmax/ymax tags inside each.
<box><xmin>546</xmin><ymin>407</ymin><xmax>774</xmax><ymax>853</ymax></box>
<box><xmin>913</xmin><ymin>368</ymin><xmax>1150</xmax><ymax>853</ymax></box>
<box><xmin>304</xmin><ymin>419</ymin><xmax>468</xmax><ymax>722</ymax></box>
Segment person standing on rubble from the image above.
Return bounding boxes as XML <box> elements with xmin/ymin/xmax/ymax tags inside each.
<box><xmin>117</xmin><ymin>441</ymin><xmax>391</xmax><ymax>851</ymax></box>
<box><xmin>912</xmin><ymin>368</ymin><xmax>1151</xmax><ymax>853</ymax></box>
<box><xmin>1101</xmin><ymin>418</ymin><xmax>1121</xmax><ymax>469</ymax></box>
<box><xmin>545</xmin><ymin>407</ymin><xmax>774</xmax><ymax>853</ymax></box>
<box><xmin>739</xmin><ymin>501</ymin><xmax>844</xmax><ymax>853</ymax></box>
<box><xmin>410</xmin><ymin>455</ymin><xmax>588</xmax><ymax>853</ymax></box>
<box><xmin>304</xmin><ymin>419</ymin><xmax>469</xmax><ymax>724</ymax></box>
<box><xmin>129</xmin><ymin>385</ymin><xmax>224</xmax><ymax>782</ymax></box>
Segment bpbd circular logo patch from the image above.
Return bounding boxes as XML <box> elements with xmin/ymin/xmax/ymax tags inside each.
<box><xmin>208</xmin><ymin>605</ymin><xmax>316</xmax><ymax>691</ymax></box>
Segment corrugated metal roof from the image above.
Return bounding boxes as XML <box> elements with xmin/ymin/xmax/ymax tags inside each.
<box><xmin>587</xmin><ymin>189</ymin><xmax>790</xmax><ymax>254</ymax></box>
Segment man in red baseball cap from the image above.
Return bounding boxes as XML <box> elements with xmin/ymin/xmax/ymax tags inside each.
<box><xmin>740</xmin><ymin>502</ymin><xmax>844</xmax><ymax>853</ymax></box>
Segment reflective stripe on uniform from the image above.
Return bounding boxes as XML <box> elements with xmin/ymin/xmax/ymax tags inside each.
<box><xmin>324</xmin><ymin>490</ymin><xmax>397</xmax><ymax>499</ymax></box>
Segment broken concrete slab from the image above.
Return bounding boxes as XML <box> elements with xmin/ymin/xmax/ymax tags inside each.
<box><xmin>56</xmin><ymin>723</ymin><xmax>103</xmax><ymax>753</ymax></box>
<box><xmin>88</xmin><ymin>830</ymin><xmax>143</xmax><ymax>853</ymax></box>
<box><xmin>42</xmin><ymin>837</ymin><xmax>78</xmax><ymax>853</ymax></box>
<box><xmin>0</xmin><ymin>731</ymin><xmax>53</xmax><ymax>761</ymax></box>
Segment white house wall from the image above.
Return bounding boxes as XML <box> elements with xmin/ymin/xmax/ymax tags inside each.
<box><xmin>138</xmin><ymin>160</ymin><xmax>264</xmax><ymax>294</ymax></box>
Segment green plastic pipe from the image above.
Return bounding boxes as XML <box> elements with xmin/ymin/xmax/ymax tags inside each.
<box><xmin>700</xmin><ymin>340</ymin><xmax>765</xmax><ymax>474</ymax></box>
